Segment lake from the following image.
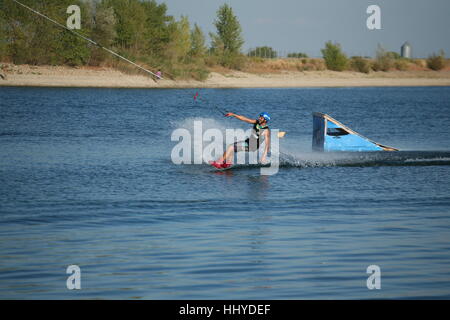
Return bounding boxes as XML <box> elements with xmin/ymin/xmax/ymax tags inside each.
<box><xmin>0</xmin><ymin>86</ymin><xmax>450</xmax><ymax>299</ymax></box>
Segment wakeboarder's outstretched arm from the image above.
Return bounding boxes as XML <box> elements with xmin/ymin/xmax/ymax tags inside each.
<box><xmin>225</xmin><ymin>112</ymin><xmax>257</xmax><ymax>124</ymax></box>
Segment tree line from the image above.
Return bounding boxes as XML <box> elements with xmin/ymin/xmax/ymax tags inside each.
<box><xmin>321</xmin><ymin>41</ymin><xmax>447</xmax><ymax>73</ymax></box>
<box><xmin>0</xmin><ymin>0</ymin><xmax>245</xmax><ymax>80</ymax></box>
<box><xmin>0</xmin><ymin>0</ymin><xmax>446</xmax><ymax>79</ymax></box>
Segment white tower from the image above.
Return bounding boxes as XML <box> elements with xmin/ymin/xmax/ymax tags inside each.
<box><xmin>401</xmin><ymin>42</ymin><xmax>412</xmax><ymax>58</ymax></box>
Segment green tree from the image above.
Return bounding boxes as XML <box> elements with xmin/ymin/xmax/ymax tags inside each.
<box><xmin>99</xmin><ymin>0</ymin><xmax>173</xmax><ymax>70</ymax></box>
<box><xmin>56</xmin><ymin>29</ymin><xmax>90</xmax><ymax>66</ymax></box>
<box><xmin>1</xmin><ymin>0</ymin><xmax>91</xmax><ymax>65</ymax></box>
<box><xmin>210</xmin><ymin>4</ymin><xmax>244</xmax><ymax>68</ymax></box>
<box><xmin>106</xmin><ymin>0</ymin><xmax>148</xmax><ymax>52</ymax></box>
<box><xmin>321</xmin><ymin>41</ymin><xmax>348</xmax><ymax>71</ymax></box>
<box><xmin>248</xmin><ymin>46</ymin><xmax>277</xmax><ymax>58</ymax></box>
<box><xmin>0</xmin><ymin>9</ymin><xmax>8</xmax><ymax>61</ymax></box>
<box><xmin>56</xmin><ymin>1</ymin><xmax>92</xmax><ymax>66</ymax></box>
<box><xmin>89</xmin><ymin>4</ymin><xmax>116</xmax><ymax>65</ymax></box>
<box><xmin>92</xmin><ymin>5</ymin><xmax>116</xmax><ymax>45</ymax></box>
<box><xmin>141</xmin><ymin>0</ymin><xmax>173</xmax><ymax>57</ymax></box>
<box><xmin>1</xmin><ymin>0</ymin><xmax>53</xmax><ymax>64</ymax></box>
<box><xmin>0</xmin><ymin>0</ymin><xmax>209</xmax><ymax>79</ymax></box>
<box><xmin>189</xmin><ymin>23</ymin><xmax>206</xmax><ymax>59</ymax></box>
<box><xmin>166</xmin><ymin>16</ymin><xmax>191</xmax><ymax>62</ymax></box>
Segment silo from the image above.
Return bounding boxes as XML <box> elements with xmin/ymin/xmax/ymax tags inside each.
<box><xmin>401</xmin><ymin>42</ymin><xmax>412</xmax><ymax>58</ymax></box>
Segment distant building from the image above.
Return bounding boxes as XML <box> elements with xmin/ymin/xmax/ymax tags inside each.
<box><xmin>401</xmin><ymin>42</ymin><xmax>412</xmax><ymax>58</ymax></box>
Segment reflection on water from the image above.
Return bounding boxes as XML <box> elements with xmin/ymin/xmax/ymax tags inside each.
<box><xmin>245</xmin><ymin>175</ymin><xmax>270</xmax><ymax>201</ymax></box>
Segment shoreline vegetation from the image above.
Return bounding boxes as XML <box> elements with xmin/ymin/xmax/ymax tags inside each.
<box><xmin>1</xmin><ymin>1</ymin><xmax>449</xmax><ymax>88</ymax></box>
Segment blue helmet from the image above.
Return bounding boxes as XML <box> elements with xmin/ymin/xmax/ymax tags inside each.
<box><xmin>259</xmin><ymin>112</ymin><xmax>271</xmax><ymax>122</ymax></box>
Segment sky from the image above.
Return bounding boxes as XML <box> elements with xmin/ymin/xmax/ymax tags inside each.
<box><xmin>161</xmin><ymin>0</ymin><xmax>450</xmax><ymax>58</ymax></box>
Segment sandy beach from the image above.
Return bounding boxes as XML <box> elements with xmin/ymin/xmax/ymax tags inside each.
<box><xmin>1</xmin><ymin>63</ymin><xmax>450</xmax><ymax>88</ymax></box>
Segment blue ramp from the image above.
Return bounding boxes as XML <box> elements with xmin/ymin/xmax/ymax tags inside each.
<box><xmin>312</xmin><ymin>112</ymin><xmax>398</xmax><ymax>152</ymax></box>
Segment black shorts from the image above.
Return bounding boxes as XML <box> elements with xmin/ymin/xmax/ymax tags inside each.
<box><xmin>233</xmin><ymin>138</ymin><xmax>259</xmax><ymax>152</ymax></box>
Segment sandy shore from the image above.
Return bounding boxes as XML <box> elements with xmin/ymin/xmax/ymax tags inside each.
<box><xmin>1</xmin><ymin>64</ymin><xmax>450</xmax><ymax>88</ymax></box>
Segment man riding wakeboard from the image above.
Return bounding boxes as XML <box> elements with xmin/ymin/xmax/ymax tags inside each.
<box><xmin>210</xmin><ymin>112</ymin><xmax>271</xmax><ymax>169</ymax></box>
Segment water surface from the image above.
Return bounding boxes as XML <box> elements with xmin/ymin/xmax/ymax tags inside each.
<box><xmin>1</xmin><ymin>86</ymin><xmax>450</xmax><ymax>299</ymax></box>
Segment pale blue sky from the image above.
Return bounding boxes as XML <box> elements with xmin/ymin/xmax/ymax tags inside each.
<box><xmin>162</xmin><ymin>0</ymin><xmax>450</xmax><ymax>58</ymax></box>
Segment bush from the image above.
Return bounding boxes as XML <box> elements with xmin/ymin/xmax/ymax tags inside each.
<box><xmin>427</xmin><ymin>51</ymin><xmax>446</xmax><ymax>70</ymax></box>
<box><xmin>174</xmin><ymin>67</ymin><xmax>209</xmax><ymax>81</ymax></box>
<box><xmin>219</xmin><ymin>52</ymin><xmax>245</xmax><ymax>69</ymax></box>
<box><xmin>394</xmin><ymin>59</ymin><xmax>409</xmax><ymax>71</ymax></box>
<box><xmin>321</xmin><ymin>41</ymin><xmax>348</xmax><ymax>71</ymax></box>
<box><xmin>413</xmin><ymin>59</ymin><xmax>427</xmax><ymax>68</ymax></box>
<box><xmin>350</xmin><ymin>56</ymin><xmax>371</xmax><ymax>73</ymax></box>
<box><xmin>248</xmin><ymin>46</ymin><xmax>277</xmax><ymax>59</ymax></box>
<box><xmin>310</xmin><ymin>59</ymin><xmax>326</xmax><ymax>70</ymax></box>
<box><xmin>248</xmin><ymin>56</ymin><xmax>265</xmax><ymax>63</ymax></box>
<box><xmin>204</xmin><ymin>54</ymin><xmax>219</xmax><ymax>67</ymax></box>
<box><xmin>287</xmin><ymin>52</ymin><xmax>308</xmax><ymax>58</ymax></box>
<box><xmin>388</xmin><ymin>51</ymin><xmax>401</xmax><ymax>59</ymax></box>
<box><xmin>295</xmin><ymin>59</ymin><xmax>325</xmax><ymax>72</ymax></box>
<box><xmin>373</xmin><ymin>46</ymin><xmax>396</xmax><ymax>71</ymax></box>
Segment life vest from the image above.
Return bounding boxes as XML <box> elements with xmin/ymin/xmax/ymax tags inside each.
<box><xmin>249</xmin><ymin>120</ymin><xmax>269</xmax><ymax>148</ymax></box>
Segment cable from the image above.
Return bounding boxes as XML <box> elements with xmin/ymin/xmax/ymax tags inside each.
<box><xmin>194</xmin><ymin>90</ymin><xmax>228</xmax><ymax>115</ymax></box>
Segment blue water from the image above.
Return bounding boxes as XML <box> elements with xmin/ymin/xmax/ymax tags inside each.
<box><xmin>1</xmin><ymin>86</ymin><xmax>450</xmax><ymax>299</ymax></box>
